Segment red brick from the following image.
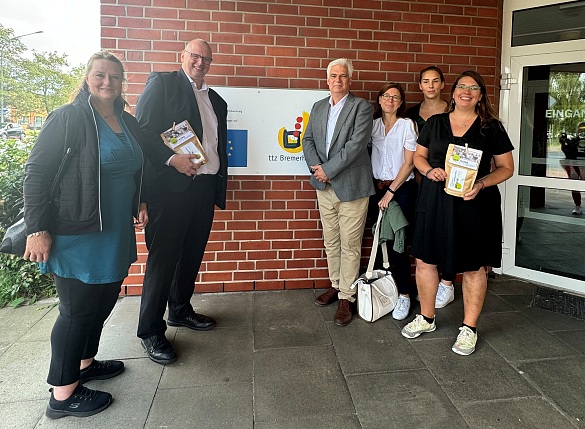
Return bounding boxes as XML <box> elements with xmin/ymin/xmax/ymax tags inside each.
<box><xmin>285</xmin><ymin>280</ymin><xmax>314</xmax><ymax>289</ymax></box>
<box><xmin>201</xmin><ymin>271</ymin><xmax>233</xmax><ymax>282</ymax></box>
<box><xmin>257</xmin><ymin>260</ymin><xmax>286</xmax><ymax>270</ymax></box>
<box><xmin>280</xmin><ymin>269</ymin><xmax>309</xmax><ymax>280</ymax></box>
<box><xmin>255</xmin><ymin>280</ymin><xmax>285</xmax><ymax>290</ymax></box>
<box><xmin>225</xmin><ymin>282</ymin><xmax>255</xmax><ymax>292</ymax></box>
<box><xmin>196</xmin><ymin>283</ymin><xmax>224</xmax><ymax>293</ymax></box>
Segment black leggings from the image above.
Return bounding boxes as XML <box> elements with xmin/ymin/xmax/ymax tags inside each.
<box><xmin>47</xmin><ymin>276</ymin><xmax>122</xmax><ymax>386</ymax></box>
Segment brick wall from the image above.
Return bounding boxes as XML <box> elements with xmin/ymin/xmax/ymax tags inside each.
<box><xmin>103</xmin><ymin>0</ymin><xmax>505</xmax><ymax>294</ymax></box>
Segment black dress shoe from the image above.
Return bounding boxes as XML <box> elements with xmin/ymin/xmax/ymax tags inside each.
<box><xmin>167</xmin><ymin>312</ymin><xmax>216</xmax><ymax>331</ymax></box>
<box><xmin>79</xmin><ymin>359</ymin><xmax>124</xmax><ymax>384</ymax></box>
<box><xmin>141</xmin><ymin>334</ymin><xmax>177</xmax><ymax>365</ymax></box>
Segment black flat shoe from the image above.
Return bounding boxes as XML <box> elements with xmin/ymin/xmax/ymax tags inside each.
<box><xmin>141</xmin><ymin>334</ymin><xmax>177</xmax><ymax>365</ymax></box>
<box><xmin>45</xmin><ymin>384</ymin><xmax>112</xmax><ymax>419</ymax></box>
<box><xmin>79</xmin><ymin>359</ymin><xmax>124</xmax><ymax>384</ymax></box>
<box><xmin>167</xmin><ymin>312</ymin><xmax>216</xmax><ymax>331</ymax></box>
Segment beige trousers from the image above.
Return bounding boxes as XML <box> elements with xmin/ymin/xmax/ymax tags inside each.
<box><xmin>316</xmin><ymin>186</ymin><xmax>369</xmax><ymax>302</ymax></box>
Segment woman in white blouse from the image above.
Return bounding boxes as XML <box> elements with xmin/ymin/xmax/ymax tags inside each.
<box><xmin>370</xmin><ymin>82</ymin><xmax>418</xmax><ymax>320</ymax></box>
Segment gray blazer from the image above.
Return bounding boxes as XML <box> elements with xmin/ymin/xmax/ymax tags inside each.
<box><xmin>303</xmin><ymin>92</ymin><xmax>375</xmax><ymax>202</ymax></box>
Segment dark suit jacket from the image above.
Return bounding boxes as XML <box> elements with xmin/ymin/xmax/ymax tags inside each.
<box><xmin>302</xmin><ymin>92</ymin><xmax>375</xmax><ymax>202</ymax></box>
<box><xmin>136</xmin><ymin>69</ymin><xmax>228</xmax><ymax>209</ymax></box>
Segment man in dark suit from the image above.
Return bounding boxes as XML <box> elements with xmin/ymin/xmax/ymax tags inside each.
<box><xmin>302</xmin><ymin>58</ymin><xmax>374</xmax><ymax>326</ymax></box>
<box><xmin>136</xmin><ymin>39</ymin><xmax>228</xmax><ymax>364</ymax></box>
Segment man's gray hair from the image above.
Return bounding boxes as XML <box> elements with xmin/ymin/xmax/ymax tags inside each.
<box><xmin>327</xmin><ymin>58</ymin><xmax>353</xmax><ymax>78</ymax></box>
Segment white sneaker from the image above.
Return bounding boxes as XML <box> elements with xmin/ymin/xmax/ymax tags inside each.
<box><xmin>392</xmin><ymin>296</ymin><xmax>411</xmax><ymax>320</ymax></box>
<box><xmin>401</xmin><ymin>314</ymin><xmax>436</xmax><ymax>339</ymax></box>
<box><xmin>572</xmin><ymin>206</ymin><xmax>582</xmax><ymax>215</ymax></box>
<box><xmin>435</xmin><ymin>282</ymin><xmax>455</xmax><ymax>308</ymax></box>
<box><xmin>451</xmin><ymin>326</ymin><xmax>478</xmax><ymax>355</ymax></box>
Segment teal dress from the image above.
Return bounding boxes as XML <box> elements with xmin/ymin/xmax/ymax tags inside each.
<box><xmin>40</xmin><ymin>114</ymin><xmax>143</xmax><ymax>284</ymax></box>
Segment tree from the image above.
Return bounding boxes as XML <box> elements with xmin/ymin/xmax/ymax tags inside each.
<box><xmin>1</xmin><ymin>24</ymin><xmax>83</xmax><ymax>123</ymax></box>
<box><xmin>0</xmin><ymin>26</ymin><xmax>27</xmax><ymax>123</ymax></box>
<box><xmin>15</xmin><ymin>52</ymin><xmax>76</xmax><ymax>116</ymax></box>
<box><xmin>548</xmin><ymin>71</ymin><xmax>585</xmax><ymax>139</ymax></box>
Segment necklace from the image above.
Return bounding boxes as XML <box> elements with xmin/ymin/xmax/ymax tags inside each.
<box><xmin>452</xmin><ymin>112</ymin><xmax>476</xmax><ymax>127</ymax></box>
<box><xmin>102</xmin><ymin>113</ymin><xmax>115</xmax><ymax>120</ymax></box>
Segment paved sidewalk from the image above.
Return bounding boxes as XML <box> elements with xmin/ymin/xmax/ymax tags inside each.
<box><xmin>0</xmin><ymin>275</ymin><xmax>583</xmax><ymax>428</ymax></box>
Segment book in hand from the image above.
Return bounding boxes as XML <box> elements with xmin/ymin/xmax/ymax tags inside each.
<box><xmin>160</xmin><ymin>120</ymin><xmax>208</xmax><ymax>165</ymax></box>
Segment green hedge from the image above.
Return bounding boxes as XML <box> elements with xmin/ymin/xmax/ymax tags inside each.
<box><xmin>0</xmin><ymin>136</ymin><xmax>56</xmax><ymax>308</ymax></box>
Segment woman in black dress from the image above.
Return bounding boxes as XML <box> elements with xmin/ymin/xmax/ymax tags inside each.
<box><xmin>401</xmin><ymin>70</ymin><xmax>514</xmax><ymax>356</ymax></box>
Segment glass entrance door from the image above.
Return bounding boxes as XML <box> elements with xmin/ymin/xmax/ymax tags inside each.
<box><xmin>504</xmin><ymin>52</ymin><xmax>585</xmax><ymax>294</ymax></box>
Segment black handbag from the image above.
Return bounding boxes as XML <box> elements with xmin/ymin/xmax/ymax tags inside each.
<box><xmin>0</xmin><ymin>147</ymin><xmax>73</xmax><ymax>257</ymax></box>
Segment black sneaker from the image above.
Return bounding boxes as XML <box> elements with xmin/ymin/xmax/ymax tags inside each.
<box><xmin>79</xmin><ymin>359</ymin><xmax>124</xmax><ymax>384</ymax></box>
<box><xmin>45</xmin><ymin>384</ymin><xmax>112</xmax><ymax>419</ymax></box>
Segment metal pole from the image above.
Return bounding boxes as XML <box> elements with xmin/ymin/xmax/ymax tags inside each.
<box><xmin>0</xmin><ymin>30</ymin><xmax>43</xmax><ymax>125</ymax></box>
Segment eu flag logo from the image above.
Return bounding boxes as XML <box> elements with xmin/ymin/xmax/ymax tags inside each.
<box><xmin>227</xmin><ymin>130</ymin><xmax>248</xmax><ymax>167</ymax></box>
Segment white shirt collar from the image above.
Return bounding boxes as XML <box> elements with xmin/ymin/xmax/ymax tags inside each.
<box><xmin>187</xmin><ymin>76</ymin><xmax>209</xmax><ymax>91</ymax></box>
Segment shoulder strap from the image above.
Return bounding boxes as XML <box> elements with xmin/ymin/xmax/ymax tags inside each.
<box><xmin>366</xmin><ymin>210</ymin><xmax>390</xmax><ymax>279</ymax></box>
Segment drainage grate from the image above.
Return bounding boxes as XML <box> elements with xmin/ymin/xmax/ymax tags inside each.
<box><xmin>531</xmin><ymin>286</ymin><xmax>585</xmax><ymax>320</ymax></box>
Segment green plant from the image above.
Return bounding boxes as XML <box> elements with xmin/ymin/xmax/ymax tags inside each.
<box><xmin>0</xmin><ymin>136</ymin><xmax>56</xmax><ymax>307</ymax></box>
<box><xmin>0</xmin><ymin>254</ymin><xmax>56</xmax><ymax>308</ymax></box>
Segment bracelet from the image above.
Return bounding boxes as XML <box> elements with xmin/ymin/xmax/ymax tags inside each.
<box><xmin>27</xmin><ymin>231</ymin><xmax>48</xmax><ymax>238</ymax></box>
<box><xmin>425</xmin><ymin>168</ymin><xmax>433</xmax><ymax>177</ymax></box>
<box><xmin>387</xmin><ymin>188</ymin><xmax>395</xmax><ymax>194</ymax></box>
<box><xmin>477</xmin><ymin>179</ymin><xmax>485</xmax><ymax>190</ymax></box>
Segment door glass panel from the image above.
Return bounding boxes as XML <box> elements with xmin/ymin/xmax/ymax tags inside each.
<box><xmin>516</xmin><ymin>185</ymin><xmax>585</xmax><ymax>281</ymax></box>
<box><xmin>519</xmin><ymin>63</ymin><xmax>585</xmax><ymax>180</ymax></box>
<box><xmin>512</xmin><ymin>1</ymin><xmax>585</xmax><ymax>47</ymax></box>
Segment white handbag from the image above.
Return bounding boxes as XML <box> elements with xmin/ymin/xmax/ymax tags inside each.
<box><xmin>350</xmin><ymin>210</ymin><xmax>399</xmax><ymax>322</ymax></box>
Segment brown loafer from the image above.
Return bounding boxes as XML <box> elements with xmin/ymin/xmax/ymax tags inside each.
<box><xmin>334</xmin><ymin>299</ymin><xmax>354</xmax><ymax>326</ymax></box>
<box><xmin>315</xmin><ymin>287</ymin><xmax>339</xmax><ymax>306</ymax></box>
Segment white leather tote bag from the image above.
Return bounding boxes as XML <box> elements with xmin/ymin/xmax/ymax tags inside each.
<box><xmin>350</xmin><ymin>210</ymin><xmax>399</xmax><ymax>322</ymax></box>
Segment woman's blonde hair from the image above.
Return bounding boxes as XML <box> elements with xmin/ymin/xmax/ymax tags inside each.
<box><xmin>70</xmin><ymin>50</ymin><xmax>128</xmax><ymax>106</ymax></box>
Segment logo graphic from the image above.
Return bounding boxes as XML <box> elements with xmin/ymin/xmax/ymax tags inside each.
<box><xmin>277</xmin><ymin>111</ymin><xmax>310</xmax><ymax>154</ymax></box>
<box><xmin>227</xmin><ymin>129</ymin><xmax>248</xmax><ymax>167</ymax></box>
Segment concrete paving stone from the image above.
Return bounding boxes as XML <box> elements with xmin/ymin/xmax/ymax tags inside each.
<box><xmin>486</xmin><ymin>276</ymin><xmax>536</xmax><ymax>295</ymax></box>
<box><xmin>554</xmin><ymin>329</ymin><xmax>585</xmax><ymax>355</ymax></box>
<box><xmin>254</xmin><ymin>346</ymin><xmax>354</xmax><ymax>422</ymax></box>
<box><xmin>158</xmin><ymin>326</ymin><xmax>253</xmax><ymax>388</ymax></box>
<box><xmin>36</xmin><ymin>358</ymin><xmax>162</xmax><ymax>429</ymax></box>
<box><xmin>411</xmin><ymin>338</ymin><xmax>538</xmax><ymax>403</ymax></box>
<box><xmin>0</xmin><ymin>303</ymin><xmax>53</xmax><ymax>343</ymax></box>
<box><xmin>97</xmin><ymin>297</ymin><xmax>150</xmax><ymax>360</ymax></box>
<box><xmin>145</xmin><ymin>383</ymin><xmax>253</xmax><ymax>429</ymax></box>
<box><xmin>0</xmin><ymin>341</ymin><xmax>51</xmax><ymax>402</ymax></box>
<box><xmin>253</xmin><ymin>290</ymin><xmax>331</xmax><ymax>350</ymax></box>
<box><xmin>254</xmin><ymin>414</ymin><xmax>361</xmax><ymax>429</ymax></box>
<box><xmin>327</xmin><ymin>316</ymin><xmax>426</xmax><ymax>375</ymax></box>
<box><xmin>0</xmin><ymin>399</ymin><xmax>45</xmax><ymax>429</ymax></box>
<box><xmin>497</xmin><ymin>293</ymin><xmax>534</xmax><ymax>310</ymax></box>
<box><xmin>19</xmin><ymin>304</ymin><xmax>58</xmax><ymax>343</ymax></box>
<box><xmin>480</xmin><ymin>292</ymin><xmax>517</xmax><ymax>314</ymax></box>
<box><xmin>480</xmin><ymin>312</ymin><xmax>578</xmax><ymax>362</ymax></box>
<box><xmin>457</xmin><ymin>397</ymin><xmax>577</xmax><ymax>429</ymax></box>
<box><xmin>0</xmin><ymin>343</ymin><xmax>10</xmax><ymax>359</ymax></box>
<box><xmin>517</xmin><ymin>356</ymin><xmax>585</xmax><ymax>425</ymax></box>
<box><xmin>520</xmin><ymin>306</ymin><xmax>585</xmax><ymax>332</ymax></box>
<box><xmin>346</xmin><ymin>370</ymin><xmax>469</xmax><ymax>429</ymax></box>
<box><xmin>189</xmin><ymin>292</ymin><xmax>254</xmax><ymax>328</ymax></box>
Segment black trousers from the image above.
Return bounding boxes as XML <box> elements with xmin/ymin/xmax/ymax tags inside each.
<box><xmin>47</xmin><ymin>276</ymin><xmax>122</xmax><ymax>386</ymax></box>
<box><xmin>369</xmin><ymin>180</ymin><xmax>417</xmax><ymax>296</ymax></box>
<box><xmin>137</xmin><ymin>174</ymin><xmax>217</xmax><ymax>338</ymax></box>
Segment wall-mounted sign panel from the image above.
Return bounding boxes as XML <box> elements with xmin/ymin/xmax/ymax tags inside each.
<box><xmin>214</xmin><ymin>87</ymin><xmax>328</xmax><ymax>175</ymax></box>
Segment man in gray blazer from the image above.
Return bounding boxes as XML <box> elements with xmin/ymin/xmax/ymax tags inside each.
<box><xmin>303</xmin><ymin>58</ymin><xmax>374</xmax><ymax>326</ymax></box>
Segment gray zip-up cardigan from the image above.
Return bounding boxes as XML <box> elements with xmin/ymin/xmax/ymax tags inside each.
<box><xmin>23</xmin><ymin>89</ymin><xmax>146</xmax><ymax>236</ymax></box>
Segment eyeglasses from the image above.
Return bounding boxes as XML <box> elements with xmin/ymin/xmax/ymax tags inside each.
<box><xmin>455</xmin><ymin>84</ymin><xmax>480</xmax><ymax>91</ymax></box>
<box><xmin>183</xmin><ymin>50</ymin><xmax>213</xmax><ymax>65</ymax></box>
<box><xmin>381</xmin><ymin>94</ymin><xmax>401</xmax><ymax>102</ymax></box>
